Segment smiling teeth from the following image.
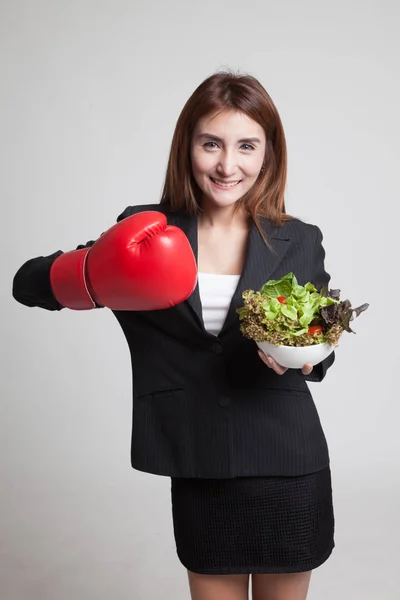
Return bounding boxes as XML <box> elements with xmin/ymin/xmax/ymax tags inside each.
<box><xmin>211</xmin><ymin>178</ymin><xmax>240</xmax><ymax>187</ymax></box>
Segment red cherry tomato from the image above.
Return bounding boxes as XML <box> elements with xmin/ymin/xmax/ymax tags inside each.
<box><xmin>308</xmin><ymin>325</ymin><xmax>323</xmax><ymax>336</ymax></box>
<box><xmin>277</xmin><ymin>296</ymin><xmax>286</xmax><ymax>303</ymax></box>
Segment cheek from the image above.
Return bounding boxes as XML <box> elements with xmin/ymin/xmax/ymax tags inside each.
<box><xmin>191</xmin><ymin>150</ymin><xmax>215</xmax><ymax>175</ymax></box>
<box><xmin>248</xmin><ymin>158</ymin><xmax>264</xmax><ymax>176</ymax></box>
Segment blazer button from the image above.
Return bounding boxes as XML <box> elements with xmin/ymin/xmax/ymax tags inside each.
<box><xmin>212</xmin><ymin>342</ymin><xmax>222</xmax><ymax>355</ymax></box>
<box><xmin>218</xmin><ymin>396</ymin><xmax>231</xmax><ymax>407</ymax></box>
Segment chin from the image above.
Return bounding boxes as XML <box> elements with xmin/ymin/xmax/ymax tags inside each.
<box><xmin>202</xmin><ymin>193</ymin><xmax>242</xmax><ymax>208</ymax></box>
<box><xmin>208</xmin><ymin>189</ymin><xmax>253</xmax><ymax>207</ymax></box>
<box><xmin>216</xmin><ymin>197</ymin><xmax>243</xmax><ymax>208</ymax></box>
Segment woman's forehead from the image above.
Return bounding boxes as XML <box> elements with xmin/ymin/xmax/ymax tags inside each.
<box><xmin>194</xmin><ymin>110</ymin><xmax>265</xmax><ymax>139</ymax></box>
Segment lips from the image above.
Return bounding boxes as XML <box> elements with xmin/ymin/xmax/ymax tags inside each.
<box><xmin>210</xmin><ymin>177</ymin><xmax>241</xmax><ymax>188</ymax></box>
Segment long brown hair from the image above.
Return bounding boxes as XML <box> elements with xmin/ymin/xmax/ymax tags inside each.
<box><xmin>160</xmin><ymin>69</ymin><xmax>295</xmax><ymax>247</ymax></box>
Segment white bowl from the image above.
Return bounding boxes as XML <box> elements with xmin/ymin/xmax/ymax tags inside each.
<box><xmin>256</xmin><ymin>340</ymin><xmax>335</xmax><ymax>369</ymax></box>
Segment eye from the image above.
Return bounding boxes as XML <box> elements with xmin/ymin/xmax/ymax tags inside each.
<box><xmin>203</xmin><ymin>142</ymin><xmax>219</xmax><ymax>149</ymax></box>
<box><xmin>203</xmin><ymin>142</ymin><xmax>256</xmax><ymax>151</ymax></box>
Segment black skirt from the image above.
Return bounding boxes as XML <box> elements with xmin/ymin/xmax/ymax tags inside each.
<box><xmin>170</xmin><ymin>466</ymin><xmax>335</xmax><ymax>575</ymax></box>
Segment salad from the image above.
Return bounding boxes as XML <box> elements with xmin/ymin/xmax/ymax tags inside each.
<box><xmin>236</xmin><ymin>272</ymin><xmax>369</xmax><ymax>347</ymax></box>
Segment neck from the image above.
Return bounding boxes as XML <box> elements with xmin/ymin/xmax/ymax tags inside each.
<box><xmin>198</xmin><ymin>200</ymin><xmax>250</xmax><ymax>229</ymax></box>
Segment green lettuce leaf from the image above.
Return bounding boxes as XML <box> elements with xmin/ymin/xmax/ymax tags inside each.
<box><xmin>237</xmin><ymin>271</ymin><xmax>369</xmax><ymax>346</ymax></box>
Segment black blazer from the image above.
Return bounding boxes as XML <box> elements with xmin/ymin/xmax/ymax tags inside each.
<box><xmin>12</xmin><ymin>202</ymin><xmax>335</xmax><ymax>479</ymax></box>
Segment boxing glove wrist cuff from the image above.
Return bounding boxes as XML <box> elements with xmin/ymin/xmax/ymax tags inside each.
<box><xmin>49</xmin><ymin>248</ymin><xmax>99</xmax><ymax>310</ymax></box>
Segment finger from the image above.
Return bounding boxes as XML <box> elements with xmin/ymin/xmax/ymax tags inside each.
<box><xmin>258</xmin><ymin>349</ymin><xmax>271</xmax><ymax>368</ymax></box>
<box><xmin>258</xmin><ymin>351</ymin><xmax>287</xmax><ymax>375</ymax></box>
<box><xmin>301</xmin><ymin>363</ymin><xmax>313</xmax><ymax>375</ymax></box>
<box><xmin>268</xmin><ymin>355</ymin><xmax>288</xmax><ymax>375</ymax></box>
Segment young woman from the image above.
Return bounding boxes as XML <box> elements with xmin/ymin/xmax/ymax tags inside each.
<box><xmin>13</xmin><ymin>70</ymin><xmax>336</xmax><ymax>600</ymax></box>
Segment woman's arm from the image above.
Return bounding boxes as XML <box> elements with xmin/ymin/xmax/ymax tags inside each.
<box><xmin>11</xmin><ymin>207</ymin><xmax>136</xmax><ymax>311</ymax></box>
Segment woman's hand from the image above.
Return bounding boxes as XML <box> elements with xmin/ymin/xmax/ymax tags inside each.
<box><xmin>258</xmin><ymin>349</ymin><xmax>313</xmax><ymax>376</ymax></box>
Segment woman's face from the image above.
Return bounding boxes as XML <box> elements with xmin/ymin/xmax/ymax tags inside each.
<box><xmin>190</xmin><ymin>109</ymin><xmax>266</xmax><ymax>210</ymax></box>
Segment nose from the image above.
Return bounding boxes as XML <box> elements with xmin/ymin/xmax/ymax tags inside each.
<box><xmin>216</xmin><ymin>150</ymin><xmax>238</xmax><ymax>176</ymax></box>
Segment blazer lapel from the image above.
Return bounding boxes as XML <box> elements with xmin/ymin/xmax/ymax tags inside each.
<box><xmin>219</xmin><ymin>217</ymin><xmax>291</xmax><ymax>336</ymax></box>
<box><xmin>167</xmin><ymin>208</ymin><xmax>291</xmax><ymax>336</ymax></box>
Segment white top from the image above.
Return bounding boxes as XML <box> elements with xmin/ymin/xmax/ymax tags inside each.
<box><xmin>198</xmin><ymin>272</ymin><xmax>241</xmax><ymax>336</ymax></box>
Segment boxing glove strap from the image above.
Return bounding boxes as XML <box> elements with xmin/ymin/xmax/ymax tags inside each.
<box><xmin>49</xmin><ymin>248</ymin><xmax>98</xmax><ymax>310</ymax></box>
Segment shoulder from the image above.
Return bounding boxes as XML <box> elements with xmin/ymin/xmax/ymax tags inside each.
<box><xmin>261</xmin><ymin>214</ymin><xmax>320</xmax><ymax>243</ymax></box>
<box><xmin>116</xmin><ymin>203</ymin><xmax>168</xmax><ymax>222</ymax></box>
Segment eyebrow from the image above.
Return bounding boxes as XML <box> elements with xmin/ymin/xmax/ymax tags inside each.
<box><xmin>196</xmin><ymin>133</ymin><xmax>262</xmax><ymax>144</ymax></box>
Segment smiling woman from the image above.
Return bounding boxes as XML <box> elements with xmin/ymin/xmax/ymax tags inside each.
<box><xmin>160</xmin><ymin>70</ymin><xmax>292</xmax><ymax>253</ymax></box>
<box><xmin>12</xmin><ymin>68</ymin><xmax>336</xmax><ymax>600</ymax></box>
<box><xmin>190</xmin><ymin>111</ymin><xmax>266</xmax><ymax>210</ymax></box>
<box><xmin>157</xmin><ymin>69</ymin><xmax>336</xmax><ymax>600</ymax></box>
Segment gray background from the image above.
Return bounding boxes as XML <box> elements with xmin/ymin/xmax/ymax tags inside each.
<box><xmin>1</xmin><ymin>1</ymin><xmax>399</xmax><ymax>598</ymax></box>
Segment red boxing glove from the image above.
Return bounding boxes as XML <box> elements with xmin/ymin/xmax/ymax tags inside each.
<box><xmin>49</xmin><ymin>211</ymin><xmax>197</xmax><ymax>310</ymax></box>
